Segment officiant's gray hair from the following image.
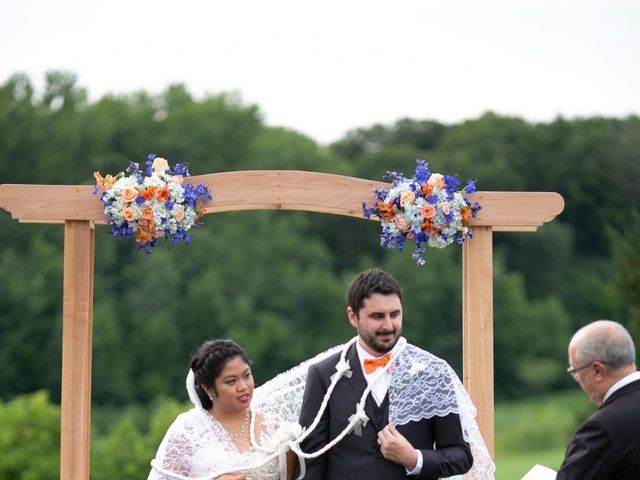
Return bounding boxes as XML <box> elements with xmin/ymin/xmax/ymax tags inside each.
<box><xmin>347</xmin><ymin>268</ymin><xmax>403</xmax><ymax>315</ymax></box>
<box><xmin>190</xmin><ymin>339</ymin><xmax>251</xmax><ymax>409</ymax></box>
<box><xmin>573</xmin><ymin>320</ymin><xmax>636</xmax><ymax>369</ymax></box>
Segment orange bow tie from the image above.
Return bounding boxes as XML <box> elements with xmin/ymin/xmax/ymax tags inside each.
<box><xmin>363</xmin><ymin>353</ymin><xmax>392</xmax><ymax>374</ymax></box>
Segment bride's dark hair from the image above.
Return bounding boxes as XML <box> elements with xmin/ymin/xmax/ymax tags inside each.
<box><xmin>190</xmin><ymin>339</ymin><xmax>251</xmax><ymax>410</ymax></box>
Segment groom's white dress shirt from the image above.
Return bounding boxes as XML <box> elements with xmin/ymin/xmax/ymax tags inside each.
<box><xmin>355</xmin><ymin>339</ymin><xmax>423</xmax><ymax>475</ymax></box>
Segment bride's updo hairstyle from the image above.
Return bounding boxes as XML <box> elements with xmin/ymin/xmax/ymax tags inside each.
<box><xmin>190</xmin><ymin>339</ymin><xmax>251</xmax><ymax>410</ymax></box>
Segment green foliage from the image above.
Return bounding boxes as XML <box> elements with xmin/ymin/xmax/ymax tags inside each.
<box><xmin>609</xmin><ymin>208</ymin><xmax>640</xmax><ymax>340</ymax></box>
<box><xmin>0</xmin><ymin>392</ymin><xmax>189</xmax><ymax>480</ymax></box>
<box><xmin>0</xmin><ymin>391</ymin><xmax>60</xmax><ymax>480</ymax></box>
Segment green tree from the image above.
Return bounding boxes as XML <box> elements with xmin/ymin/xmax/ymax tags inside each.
<box><xmin>610</xmin><ymin>208</ymin><xmax>640</xmax><ymax>339</ymax></box>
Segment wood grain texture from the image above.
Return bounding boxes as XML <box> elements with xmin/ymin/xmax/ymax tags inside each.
<box><xmin>60</xmin><ymin>221</ymin><xmax>94</xmax><ymax>480</ymax></box>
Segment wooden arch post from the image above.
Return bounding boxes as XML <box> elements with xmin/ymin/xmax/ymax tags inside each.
<box><xmin>0</xmin><ymin>171</ymin><xmax>564</xmax><ymax>479</ymax></box>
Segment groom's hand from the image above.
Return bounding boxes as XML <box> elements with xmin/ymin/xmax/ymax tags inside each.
<box><xmin>377</xmin><ymin>423</ymin><xmax>418</xmax><ymax>470</ymax></box>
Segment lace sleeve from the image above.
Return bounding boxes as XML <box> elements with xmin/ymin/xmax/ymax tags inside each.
<box><xmin>147</xmin><ymin>412</ymin><xmax>203</xmax><ymax>480</ymax></box>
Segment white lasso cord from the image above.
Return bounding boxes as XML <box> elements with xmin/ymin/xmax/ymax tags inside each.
<box><xmin>289</xmin><ymin>337</ymin><xmax>407</xmax><ymax>461</ymax></box>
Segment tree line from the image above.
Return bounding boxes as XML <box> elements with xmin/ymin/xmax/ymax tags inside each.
<box><xmin>1</xmin><ymin>71</ymin><xmax>639</xmax><ymax>406</ymax></box>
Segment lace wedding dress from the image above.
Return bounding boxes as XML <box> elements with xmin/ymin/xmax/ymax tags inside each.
<box><xmin>148</xmin><ymin>408</ymin><xmax>280</xmax><ymax>480</ymax></box>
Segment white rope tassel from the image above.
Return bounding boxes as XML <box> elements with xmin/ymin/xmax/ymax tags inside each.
<box><xmin>348</xmin><ymin>401</ymin><xmax>369</xmax><ymax>436</ymax></box>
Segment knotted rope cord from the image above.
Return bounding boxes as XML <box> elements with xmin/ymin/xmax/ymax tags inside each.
<box><xmin>288</xmin><ymin>336</ymin><xmax>407</xmax><ymax>460</ymax></box>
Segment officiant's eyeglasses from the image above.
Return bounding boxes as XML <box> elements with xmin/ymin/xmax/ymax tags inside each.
<box><xmin>566</xmin><ymin>360</ymin><xmax>609</xmax><ymax>376</ymax></box>
<box><xmin>566</xmin><ymin>363</ymin><xmax>593</xmax><ymax>376</ymax></box>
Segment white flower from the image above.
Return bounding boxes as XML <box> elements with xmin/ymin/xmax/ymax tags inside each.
<box><xmin>409</xmin><ymin>361</ymin><xmax>426</xmax><ymax>376</ymax></box>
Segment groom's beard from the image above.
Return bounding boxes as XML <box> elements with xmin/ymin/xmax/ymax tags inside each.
<box><xmin>358</xmin><ymin>326</ymin><xmax>401</xmax><ymax>354</ymax></box>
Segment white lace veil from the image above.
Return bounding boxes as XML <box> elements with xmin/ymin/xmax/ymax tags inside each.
<box><xmin>388</xmin><ymin>343</ymin><xmax>495</xmax><ymax>480</ymax></box>
<box><xmin>150</xmin><ymin>338</ymin><xmax>494</xmax><ymax>480</ymax></box>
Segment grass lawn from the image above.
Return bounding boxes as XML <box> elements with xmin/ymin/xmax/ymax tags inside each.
<box><xmin>493</xmin><ymin>390</ymin><xmax>594</xmax><ymax>479</ymax></box>
<box><xmin>495</xmin><ymin>448</ymin><xmax>565</xmax><ymax>480</ymax></box>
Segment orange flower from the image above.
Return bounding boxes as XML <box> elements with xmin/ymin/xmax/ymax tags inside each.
<box><xmin>94</xmin><ymin>172</ymin><xmax>117</xmax><ymax>191</ymax></box>
<box><xmin>395</xmin><ymin>215</ymin><xmax>411</xmax><ymax>232</ymax></box>
<box><xmin>421</xmin><ymin>219</ymin><xmax>439</xmax><ymax>235</ymax></box>
<box><xmin>121</xmin><ymin>186</ymin><xmax>139</xmax><ymax>202</ymax></box>
<box><xmin>152</xmin><ymin>157</ymin><xmax>170</xmax><ymax>173</ymax></box>
<box><xmin>136</xmin><ymin>228</ymin><xmax>154</xmax><ymax>244</ymax></box>
<box><xmin>157</xmin><ymin>185</ymin><xmax>170</xmax><ymax>202</ymax></box>
<box><xmin>400</xmin><ymin>191</ymin><xmax>415</xmax><ymax>207</ymax></box>
<box><xmin>461</xmin><ymin>206</ymin><xmax>472</xmax><ymax>225</ymax></box>
<box><xmin>427</xmin><ymin>173</ymin><xmax>445</xmax><ymax>189</ymax></box>
<box><xmin>174</xmin><ymin>205</ymin><xmax>185</xmax><ymax>221</ymax></box>
<box><xmin>93</xmin><ymin>171</ymin><xmax>104</xmax><ymax>188</ymax></box>
<box><xmin>122</xmin><ymin>205</ymin><xmax>135</xmax><ymax>222</ymax></box>
<box><xmin>376</xmin><ymin>201</ymin><xmax>396</xmax><ymax>222</ymax></box>
<box><xmin>140</xmin><ymin>187</ymin><xmax>158</xmax><ymax>201</ymax></box>
<box><xmin>421</xmin><ymin>204</ymin><xmax>436</xmax><ymax>219</ymax></box>
<box><xmin>421</xmin><ymin>184</ymin><xmax>433</xmax><ymax>196</ymax></box>
<box><xmin>135</xmin><ymin>219</ymin><xmax>156</xmax><ymax>244</ymax></box>
<box><xmin>142</xmin><ymin>206</ymin><xmax>154</xmax><ymax>220</ymax></box>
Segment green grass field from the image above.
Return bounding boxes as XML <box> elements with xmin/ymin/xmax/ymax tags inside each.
<box><xmin>495</xmin><ymin>448</ymin><xmax>565</xmax><ymax>479</ymax></box>
<box><xmin>493</xmin><ymin>389</ymin><xmax>594</xmax><ymax>479</ymax></box>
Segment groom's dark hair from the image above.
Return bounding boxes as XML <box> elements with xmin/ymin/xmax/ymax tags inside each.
<box><xmin>347</xmin><ymin>269</ymin><xmax>403</xmax><ymax>316</ymax></box>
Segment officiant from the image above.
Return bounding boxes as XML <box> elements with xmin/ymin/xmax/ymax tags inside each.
<box><xmin>296</xmin><ymin>268</ymin><xmax>494</xmax><ymax>480</ymax></box>
<box><xmin>557</xmin><ymin>320</ymin><xmax>640</xmax><ymax>479</ymax></box>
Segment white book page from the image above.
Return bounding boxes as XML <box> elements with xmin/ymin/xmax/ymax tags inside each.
<box><xmin>520</xmin><ymin>464</ymin><xmax>557</xmax><ymax>480</ymax></box>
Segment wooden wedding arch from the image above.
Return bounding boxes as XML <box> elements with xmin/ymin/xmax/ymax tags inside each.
<box><xmin>0</xmin><ymin>170</ymin><xmax>564</xmax><ymax>480</ymax></box>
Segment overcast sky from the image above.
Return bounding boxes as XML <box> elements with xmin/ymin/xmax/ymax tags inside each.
<box><xmin>1</xmin><ymin>0</ymin><xmax>638</xmax><ymax>144</ymax></box>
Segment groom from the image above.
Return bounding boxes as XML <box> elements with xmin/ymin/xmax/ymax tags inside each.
<box><xmin>297</xmin><ymin>269</ymin><xmax>473</xmax><ymax>479</ymax></box>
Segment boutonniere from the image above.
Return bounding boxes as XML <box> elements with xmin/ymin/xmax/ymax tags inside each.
<box><xmin>409</xmin><ymin>361</ymin><xmax>426</xmax><ymax>377</ymax></box>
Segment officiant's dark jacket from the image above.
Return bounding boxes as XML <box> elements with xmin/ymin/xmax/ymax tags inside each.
<box><xmin>297</xmin><ymin>344</ymin><xmax>473</xmax><ymax>480</ymax></box>
<box><xmin>557</xmin><ymin>378</ymin><xmax>640</xmax><ymax>480</ymax></box>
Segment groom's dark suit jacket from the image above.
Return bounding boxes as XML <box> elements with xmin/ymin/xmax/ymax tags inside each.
<box><xmin>298</xmin><ymin>344</ymin><xmax>473</xmax><ymax>480</ymax></box>
<box><xmin>557</xmin><ymin>377</ymin><xmax>640</xmax><ymax>480</ymax></box>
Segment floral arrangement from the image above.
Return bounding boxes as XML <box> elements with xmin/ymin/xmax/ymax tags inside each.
<box><xmin>362</xmin><ymin>159</ymin><xmax>481</xmax><ymax>265</ymax></box>
<box><xmin>93</xmin><ymin>153</ymin><xmax>212</xmax><ymax>253</ymax></box>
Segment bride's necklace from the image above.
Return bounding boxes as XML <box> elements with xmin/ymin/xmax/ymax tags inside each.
<box><xmin>230</xmin><ymin>409</ymin><xmax>250</xmax><ymax>439</ymax></box>
<box><xmin>212</xmin><ymin>408</ymin><xmax>250</xmax><ymax>439</ymax></box>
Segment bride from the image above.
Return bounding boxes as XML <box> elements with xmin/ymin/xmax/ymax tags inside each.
<box><xmin>148</xmin><ymin>339</ymin><xmax>292</xmax><ymax>480</ymax></box>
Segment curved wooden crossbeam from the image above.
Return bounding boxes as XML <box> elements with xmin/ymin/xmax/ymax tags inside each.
<box><xmin>0</xmin><ymin>170</ymin><xmax>564</xmax><ymax>228</ymax></box>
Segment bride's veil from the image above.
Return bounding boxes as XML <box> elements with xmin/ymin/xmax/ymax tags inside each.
<box><xmin>251</xmin><ymin>344</ymin><xmax>344</xmax><ymax>423</ymax></box>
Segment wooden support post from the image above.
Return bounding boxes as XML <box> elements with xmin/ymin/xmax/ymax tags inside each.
<box><xmin>60</xmin><ymin>220</ymin><xmax>95</xmax><ymax>480</ymax></box>
<box><xmin>462</xmin><ymin>226</ymin><xmax>494</xmax><ymax>457</ymax></box>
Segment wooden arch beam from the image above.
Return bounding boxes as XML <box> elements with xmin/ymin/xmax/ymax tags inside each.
<box><xmin>1</xmin><ymin>170</ymin><xmax>563</xmax><ymax>229</ymax></box>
